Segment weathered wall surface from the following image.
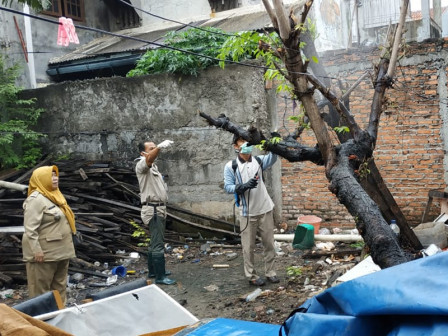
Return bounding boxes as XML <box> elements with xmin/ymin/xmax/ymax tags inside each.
<box><xmin>0</xmin><ymin>1</ymin><xmax>125</xmax><ymax>88</ymax></box>
<box><xmin>280</xmin><ymin>38</ymin><xmax>448</xmax><ymax>229</ymax></box>
<box><xmin>22</xmin><ymin>65</ymin><xmax>282</xmax><ymax>223</ymax></box>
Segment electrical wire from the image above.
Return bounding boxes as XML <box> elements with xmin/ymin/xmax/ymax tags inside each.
<box><xmin>0</xmin><ymin>5</ymin><xmax>347</xmax><ymax>81</ymax></box>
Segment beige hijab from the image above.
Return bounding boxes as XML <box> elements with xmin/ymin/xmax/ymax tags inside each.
<box><xmin>28</xmin><ymin>165</ymin><xmax>76</xmax><ymax>234</ymax></box>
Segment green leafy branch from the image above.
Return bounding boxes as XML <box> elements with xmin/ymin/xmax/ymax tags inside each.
<box><xmin>130</xmin><ymin>220</ymin><xmax>150</xmax><ymax>247</ymax></box>
<box><xmin>0</xmin><ymin>55</ymin><xmax>45</xmax><ymax>169</ymax></box>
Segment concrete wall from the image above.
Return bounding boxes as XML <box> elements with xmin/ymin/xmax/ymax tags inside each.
<box><xmin>22</xmin><ymin>64</ymin><xmax>282</xmax><ymax>224</ymax></box>
<box><xmin>280</xmin><ymin>38</ymin><xmax>448</xmax><ymax>229</ymax></box>
<box><xmin>130</xmin><ymin>0</ymin><xmax>212</xmax><ymax>26</ymax></box>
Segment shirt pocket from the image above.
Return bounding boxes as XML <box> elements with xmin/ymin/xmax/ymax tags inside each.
<box><xmin>45</xmin><ymin>233</ymin><xmax>63</xmax><ymax>242</ymax></box>
<box><xmin>43</xmin><ymin>207</ymin><xmax>61</xmax><ymax>222</ymax></box>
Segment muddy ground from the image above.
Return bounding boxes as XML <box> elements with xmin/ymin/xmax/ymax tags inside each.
<box><xmin>1</xmin><ymin>240</ymin><xmax>362</xmax><ymax>326</ymax></box>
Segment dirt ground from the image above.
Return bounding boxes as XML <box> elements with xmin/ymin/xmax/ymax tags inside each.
<box><xmin>1</xmin><ymin>240</ymin><xmax>361</xmax><ymax>326</ymax></box>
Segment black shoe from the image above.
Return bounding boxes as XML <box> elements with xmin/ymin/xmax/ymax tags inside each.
<box><xmin>266</xmin><ymin>276</ymin><xmax>280</xmax><ymax>283</ymax></box>
<box><xmin>249</xmin><ymin>278</ymin><xmax>265</xmax><ymax>286</ymax></box>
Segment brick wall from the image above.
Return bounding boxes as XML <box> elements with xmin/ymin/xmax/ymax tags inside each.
<box><xmin>278</xmin><ymin>38</ymin><xmax>448</xmax><ymax>230</ymax></box>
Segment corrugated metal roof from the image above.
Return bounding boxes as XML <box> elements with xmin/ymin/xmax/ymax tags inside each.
<box><xmin>49</xmin><ymin>4</ymin><xmax>273</xmax><ymax>65</ymax></box>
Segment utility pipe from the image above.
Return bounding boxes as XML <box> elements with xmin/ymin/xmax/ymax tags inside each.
<box><xmin>274</xmin><ymin>234</ymin><xmax>364</xmax><ymax>242</ymax></box>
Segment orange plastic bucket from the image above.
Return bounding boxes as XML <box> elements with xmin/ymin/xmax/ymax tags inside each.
<box><xmin>297</xmin><ymin>215</ymin><xmax>322</xmax><ymax>234</ymax></box>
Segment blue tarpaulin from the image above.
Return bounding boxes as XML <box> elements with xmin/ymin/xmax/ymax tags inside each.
<box><xmin>281</xmin><ymin>251</ymin><xmax>448</xmax><ymax>336</ymax></box>
<box><xmin>175</xmin><ymin>317</ymin><xmax>280</xmax><ymax>335</ymax></box>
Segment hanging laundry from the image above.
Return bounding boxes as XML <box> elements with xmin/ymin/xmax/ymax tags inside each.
<box><xmin>57</xmin><ymin>17</ymin><xmax>79</xmax><ymax>46</ymax></box>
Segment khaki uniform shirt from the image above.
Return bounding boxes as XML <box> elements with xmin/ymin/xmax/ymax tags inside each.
<box><xmin>22</xmin><ymin>191</ymin><xmax>76</xmax><ymax>262</ymax></box>
<box><xmin>135</xmin><ymin>158</ymin><xmax>168</xmax><ymax>203</ymax></box>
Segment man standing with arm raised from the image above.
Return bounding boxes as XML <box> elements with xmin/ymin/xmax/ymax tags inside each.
<box><xmin>223</xmin><ymin>135</ymin><xmax>279</xmax><ymax>286</ymax></box>
<box><xmin>136</xmin><ymin>139</ymin><xmax>176</xmax><ymax>285</ymax></box>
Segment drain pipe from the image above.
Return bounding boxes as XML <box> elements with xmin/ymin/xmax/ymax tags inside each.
<box><xmin>23</xmin><ymin>4</ymin><xmax>36</xmax><ymax>88</ymax></box>
<box><xmin>274</xmin><ymin>234</ymin><xmax>363</xmax><ymax>242</ymax></box>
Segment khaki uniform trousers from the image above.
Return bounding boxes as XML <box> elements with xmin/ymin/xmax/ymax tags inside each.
<box><xmin>26</xmin><ymin>259</ymin><xmax>70</xmax><ymax>306</ymax></box>
<box><xmin>238</xmin><ymin>210</ymin><xmax>277</xmax><ymax>281</ymax></box>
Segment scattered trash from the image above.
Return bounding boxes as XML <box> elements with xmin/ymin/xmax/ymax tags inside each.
<box><xmin>71</xmin><ymin>273</ymin><xmax>84</xmax><ymax>282</ymax></box>
<box><xmin>266</xmin><ymin>308</ymin><xmax>275</xmax><ymax>315</ymax></box>
<box><xmin>204</xmin><ymin>284</ymin><xmax>219</xmax><ymax>292</ymax></box>
<box><xmin>246</xmin><ymin>288</ymin><xmax>262</xmax><ymax>302</ymax></box>
<box><xmin>103</xmin><ymin>262</ymin><xmax>109</xmax><ymax>269</ymax></box>
<box><xmin>94</xmin><ymin>261</ymin><xmax>101</xmax><ymax>267</ymax></box>
<box><xmin>191</xmin><ymin>259</ymin><xmax>200</xmax><ymax>263</ymax></box>
<box><xmin>116</xmin><ymin>249</ymin><xmax>126</xmax><ymax>255</ymax></box>
<box><xmin>200</xmin><ymin>243</ymin><xmax>211</xmax><ymax>253</ymax></box>
<box><xmin>325</xmin><ymin>258</ymin><xmax>333</xmax><ymax>265</ymax></box>
<box><xmin>0</xmin><ymin>289</ymin><xmax>15</xmax><ymax>299</ymax></box>
<box><xmin>129</xmin><ymin>252</ymin><xmax>140</xmax><ymax>260</ymax></box>
<box><xmin>111</xmin><ymin>266</ymin><xmax>127</xmax><ymax>277</ymax></box>
<box><xmin>319</xmin><ymin>228</ymin><xmax>331</xmax><ymax>235</ymax></box>
<box><xmin>422</xmin><ymin>243</ymin><xmax>442</xmax><ymax>257</ymax></box>
<box><xmin>106</xmin><ymin>275</ymin><xmax>118</xmax><ymax>285</ymax></box>
<box><xmin>212</xmin><ymin>264</ymin><xmax>229</xmax><ymax>268</ymax></box>
<box><xmin>225</xmin><ymin>252</ymin><xmax>238</xmax><ymax>261</ymax></box>
<box><xmin>316</xmin><ymin>242</ymin><xmax>335</xmax><ymax>251</ymax></box>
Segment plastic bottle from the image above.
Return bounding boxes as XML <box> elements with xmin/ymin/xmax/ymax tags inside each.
<box><xmin>390</xmin><ymin>219</ymin><xmax>400</xmax><ymax>235</ymax></box>
<box><xmin>246</xmin><ymin>288</ymin><xmax>262</xmax><ymax>302</ymax></box>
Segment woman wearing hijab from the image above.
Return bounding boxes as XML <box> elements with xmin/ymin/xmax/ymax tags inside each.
<box><xmin>22</xmin><ymin>165</ymin><xmax>76</xmax><ymax>306</ymax></box>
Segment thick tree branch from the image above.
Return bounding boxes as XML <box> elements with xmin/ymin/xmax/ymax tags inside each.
<box><xmin>299</xmin><ymin>0</ymin><xmax>314</xmax><ymax>28</ymax></box>
<box><xmin>306</xmin><ymin>73</ymin><xmax>363</xmax><ymax>141</ymax></box>
<box><xmin>386</xmin><ymin>0</ymin><xmax>409</xmax><ymax>79</ymax></box>
<box><xmin>261</xmin><ymin>0</ymin><xmax>279</xmax><ymax>31</ymax></box>
<box><xmin>199</xmin><ymin>112</ymin><xmax>324</xmax><ymax>165</ymax></box>
<box><xmin>272</xmin><ymin>0</ymin><xmax>292</xmax><ymax>40</ymax></box>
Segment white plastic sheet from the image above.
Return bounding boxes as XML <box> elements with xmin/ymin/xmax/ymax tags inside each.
<box><xmin>35</xmin><ymin>284</ymin><xmax>198</xmax><ymax>336</ymax></box>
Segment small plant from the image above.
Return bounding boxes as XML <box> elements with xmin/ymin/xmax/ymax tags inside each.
<box><xmin>130</xmin><ymin>220</ymin><xmax>150</xmax><ymax>247</ymax></box>
<box><xmin>357</xmin><ymin>159</ymin><xmax>371</xmax><ymax>179</ymax></box>
<box><xmin>255</xmin><ymin>136</ymin><xmax>282</xmax><ymax>151</ymax></box>
<box><xmin>334</xmin><ymin>126</ymin><xmax>350</xmax><ymax>134</ymax></box>
<box><xmin>286</xmin><ymin>266</ymin><xmax>302</xmax><ymax>276</ymax></box>
<box><xmin>350</xmin><ymin>241</ymin><xmax>365</xmax><ymax>249</ymax></box>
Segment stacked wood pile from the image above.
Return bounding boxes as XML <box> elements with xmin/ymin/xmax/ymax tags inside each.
<box><xmin>0</xmin><ymin>158</ymin><xmax>238</xmax><ymax>287</ymax></box>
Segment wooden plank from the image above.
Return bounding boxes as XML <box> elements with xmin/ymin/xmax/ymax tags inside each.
<box><xmin>0</xmin><ymin>263</ymin><xmax>26</xmax><ymax>271</ymax></box>
<box><xmin>73</xmin><ymin>193</ymin><xmax>141</xmax><ymax>212</ymax></box>
<box><xmin>68</xmin><ymin>267</ymin><xmax>109</xmax><ymax>278</ymax></box>
<box><xmin>88</xmin><ymin>216</ymin><xmax>120</xmax><ymax>227</ymax></box>
<box><xmin>167</xmin><ymin>204</ymin><xmax>236</xmax><ymax>231</ymax></box>
<box><xmin>168</xmin><ymin>212</ymin><xmax>239</xmax><ymax>237</ymax></box>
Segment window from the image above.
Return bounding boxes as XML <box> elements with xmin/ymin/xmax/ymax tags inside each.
<box><xmin>43</xmin><ymin>0</ymin><xmax>85</xmax><ymax>22</ymax></box>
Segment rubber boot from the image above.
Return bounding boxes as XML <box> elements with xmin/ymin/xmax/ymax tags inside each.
<box><xmin>147</xmin><ymin>251</ymin><xmax>155</xmax><ymax>279</ymax></box>
<box><xmin>148</xmin><ymin>249</ymin><xmax>171</xmax><ymax>278</ymax></box>
<box><xmin>153</xmin><ymin>252</ymin><xmax>176</xmax><ymax>285</ymax></box>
